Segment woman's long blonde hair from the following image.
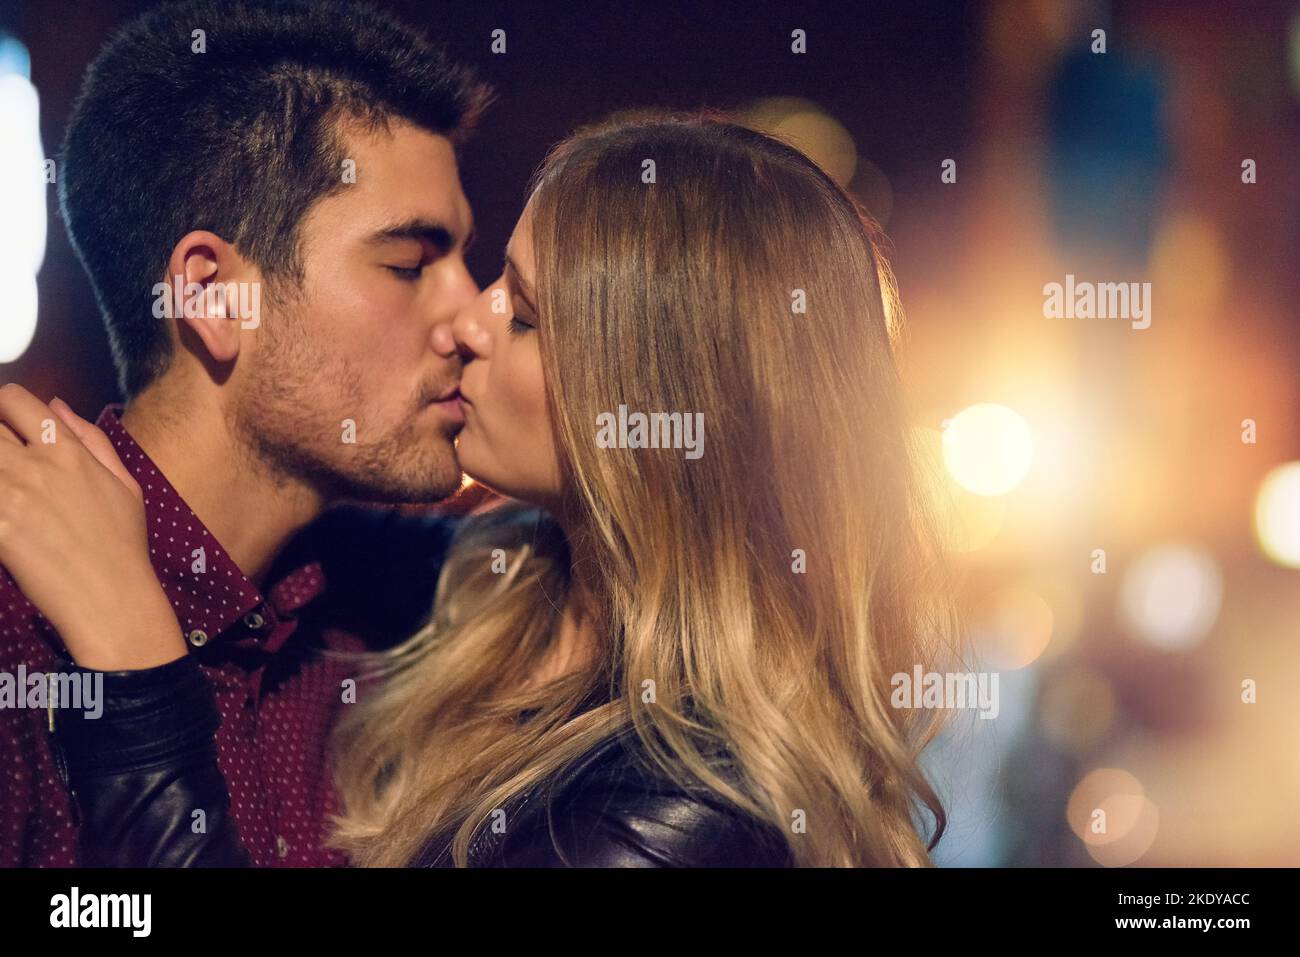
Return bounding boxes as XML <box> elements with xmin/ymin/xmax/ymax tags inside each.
<box><xmin>328</xmin><ymin>111</ymin><xmax>964</xmax><ymax>867</ymax></box>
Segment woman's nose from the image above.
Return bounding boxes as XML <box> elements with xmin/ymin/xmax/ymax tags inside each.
<box><xmin>449</xmin><ymin>294</ymin><xmax>494</xmax><ymax>359</ymax></box>
<box><xmin>430</xmin><ymin>264</ymin><xmax>482</xmax><ymax>357</ymax></box>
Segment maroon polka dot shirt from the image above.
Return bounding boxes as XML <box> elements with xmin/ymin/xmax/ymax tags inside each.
<box><xmin>0</xmin><ymin>406</ymin><xmax>371</xmax><ymax>867</ymax></box>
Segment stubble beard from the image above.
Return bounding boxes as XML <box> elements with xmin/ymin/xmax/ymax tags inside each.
<box><xmin>230</xmin><ymin>311</ymin><xmax>463</xmax><ymax>507</ymax></box>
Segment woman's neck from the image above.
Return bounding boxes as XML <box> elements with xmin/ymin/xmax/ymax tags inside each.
<box><xmin>525</xmin><ymin>510</ymin><xmax>601</xmax><ymax>691</ymax></box>
<box><xmin>537</xmin><ymin>598</ymin><xmax>596</xmax><ymax>687</ymax></box>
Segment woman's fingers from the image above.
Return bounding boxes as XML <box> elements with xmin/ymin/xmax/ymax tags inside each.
<box><xmin>0</xmin><ymin>382</ymin><xmax>56</xmax><ymax>446</ymax></box>
<box><xmin>0</xmin><ymin>426</ymin><xmax>20</xmax><ymax>473</ymax></box>
<box><xmin>49</xmin><ymin>397</ymin><xmax>140</xmax><ymax>498</ymax></box>
<box><xmin>0</xmin><ymin>387</ymin><xmax>140</xmax><ymax>502</ymax></box>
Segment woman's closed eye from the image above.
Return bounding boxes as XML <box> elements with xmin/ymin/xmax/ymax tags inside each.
<box><xmin>508</xmin><ymin>303</ymin><xmax>535</xmax><ymax>336</ymax></box>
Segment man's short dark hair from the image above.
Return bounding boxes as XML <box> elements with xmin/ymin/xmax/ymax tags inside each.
<box><xmin>59</xmin><ymin>0</ymin><xmax>494</xmax><ymax>399</ymax></box>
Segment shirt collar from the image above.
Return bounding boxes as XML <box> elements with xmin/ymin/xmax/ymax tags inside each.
<box><xmin>96</xmin><ymin>404</ymin><xmax>326</xmax><ymax>643</ymax></box>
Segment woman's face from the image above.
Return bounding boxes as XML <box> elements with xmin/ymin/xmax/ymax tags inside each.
<box><xmin>452</xmin><ymin>202</ymin><xmax>563</xmax><ymax>504</ymax></box>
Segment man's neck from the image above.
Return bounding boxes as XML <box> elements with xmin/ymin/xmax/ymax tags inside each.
<box><xmin>120</xmin><ymin>392</ymin><xmax>325</xmax><ymax>587</ymax></box>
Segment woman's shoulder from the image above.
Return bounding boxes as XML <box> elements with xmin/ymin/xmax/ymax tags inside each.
<box><xmin>496</xmin><ymin>729</ymin><xmax>794</xmax><ymax>868</ymax></box>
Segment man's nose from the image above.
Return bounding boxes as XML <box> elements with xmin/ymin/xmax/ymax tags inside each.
<box><xmin>446</xmin><ymin>259</ymin><xmax>481</xmax><ymax>313</ymax></box>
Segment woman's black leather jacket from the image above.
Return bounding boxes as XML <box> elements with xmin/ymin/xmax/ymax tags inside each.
<box><xmin>50</xmin><ymin>654</ymin><xmax>792</xmax><ymax>867</ymax></box>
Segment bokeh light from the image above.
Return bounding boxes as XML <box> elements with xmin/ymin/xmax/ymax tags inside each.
<box><xmin>0</xmin><ymin>35</ymin><xmax>44</xmax><ymax>363</ymax></box>
<box><xmin>942</xmin><ymin>403</ymin><xmax>1035</xmax><ymax>496</ymax></box>
<box><xmin>1085</xmin><ymin>795</ymin><xmax>1160</xmax><ymax>866</ymax></box>
<box><xmin>1066</xmin><ymin>767</ymin><xmax>1163</xmax><ymax>865</ymax></box>
<box><xmin>1253</xmin><ymin>461</ymin><xmax>1300</xmax><ymax>569</ymax></box>
<box><xmin>1067</xmin><ymin>768</ymin><xmax>1145</xmax><ymax>842</ymax></box>
<box><xmin>1118</xmin><ymin>544</ymin><xmax>1223</xmax><ymax>650</ymax></box>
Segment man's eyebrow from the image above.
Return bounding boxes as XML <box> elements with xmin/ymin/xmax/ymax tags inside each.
<box><xmin>504</xmin><ymin>254</ymin><xmax>536</xmax><ymax>306</ymax></box>
<box><xmin>364</xmin><ymin>218</ymin><xmax>472</xmax><ymax>252</ymax></box>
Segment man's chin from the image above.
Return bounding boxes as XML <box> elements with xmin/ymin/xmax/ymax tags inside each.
<box><xmin>315</xmin><ymin>447</ymin><xmax>464</xmax><ymax>507</ymax></box>
<box><xmin>327</xmin><ymin>474</ymin><xmax>463</xmax><ymax>507</ymax></box>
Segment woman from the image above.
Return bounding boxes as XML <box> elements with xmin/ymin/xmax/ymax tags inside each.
<box><xmin>7</xmin><ymin>112</ymin><xmax>962</xmax><ymax>867</ymax></box>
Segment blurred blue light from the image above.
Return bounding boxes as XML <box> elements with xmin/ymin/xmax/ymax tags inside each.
<box><xmin>0</xmin><ymin>33</ymin><xmax>32</xmax><ymax>79</ymax></box>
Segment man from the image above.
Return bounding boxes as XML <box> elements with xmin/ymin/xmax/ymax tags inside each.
<box><xmin>0</xmin><ymin>0</ymin><xmax>493</xmax><ymax>866</ymax></box>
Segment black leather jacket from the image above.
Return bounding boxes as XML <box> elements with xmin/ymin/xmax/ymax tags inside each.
<box><xmin>50</xmin><ymin>654</ymin><xmax>792</xmax><ymax>868</ymax></box>
<box><xmin>49</xmin><ymin>653</ymin><xmax>251</xmax><ymax>867</ymax></box>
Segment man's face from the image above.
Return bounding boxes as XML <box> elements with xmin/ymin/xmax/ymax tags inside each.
<box><xmin>232</xmin><ymin>118</ymin><xmax>477</xmax><ymax>504</ymax></box>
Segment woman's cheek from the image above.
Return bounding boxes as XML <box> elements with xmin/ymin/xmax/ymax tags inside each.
<box><xmin>498</xmin><ymin>344</ymin><xmax>554</xmax><ymax>486</ymax></box>
<box><xmin>526</xmin><ymin>362</ymin><xmax>563</xmax><ymax>488</ymax></box>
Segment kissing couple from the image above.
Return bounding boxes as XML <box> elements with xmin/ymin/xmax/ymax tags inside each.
<box><xmin>0</xmin><ymin>0</ymin><xmax>959</xmax><ymax>868</ymax></box>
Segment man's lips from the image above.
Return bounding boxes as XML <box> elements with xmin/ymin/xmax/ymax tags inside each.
<box><xmin>426</xmin><ymin>386</ymin><xmax>466</xmax><ymax>425</ymax></box>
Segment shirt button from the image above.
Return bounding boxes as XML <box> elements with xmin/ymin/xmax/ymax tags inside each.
<box><xmin>276</xmin><ymin>836</ymin><xmax>289</xmax><ymax>859</ymax></box>
<box><xmin>243</xmin><ymin>611</ymin><xmax>266</xmax><ymax>631</ymax></box>
<box><xmin>187</xmin><ymin>629</ymin><xmax>209</xmax><ymax>648</ymax></box>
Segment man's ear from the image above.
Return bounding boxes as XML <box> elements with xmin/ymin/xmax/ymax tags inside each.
<box><xmin>161</xmin><ymin>230</ymin><xmax>254</xmax><ymax>365</ymax></box>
